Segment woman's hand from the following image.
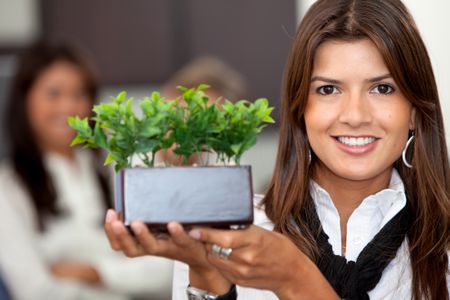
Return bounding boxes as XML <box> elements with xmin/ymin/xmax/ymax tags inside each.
<box><xmin>104</xmin><ymin>209</ymin><xmax>232</xmax><ymax>294</ymax></box>
<box><xmin>190</xmin><ymin>225</ymin><xmax>339</xmax><ymax>300</ymax></box>
<box><xmin>50</xmin><ymin>261</ymin><xmax>102</xmax><ymax>286</ymax></box>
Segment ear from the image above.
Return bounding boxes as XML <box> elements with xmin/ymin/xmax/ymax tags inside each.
<box><xmin>409</xmin><ymin>107</ymin><xmax>416</xmax><ymax>130</ymax></box>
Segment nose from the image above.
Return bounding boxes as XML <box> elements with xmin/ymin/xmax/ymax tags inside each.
<box><xmin>59</xmin><ymin>94</ymin><xmax>86</xmax><ymax>115</ymax></box>
<box><xmin>56</xmin><ymin>96</ymin><xmax>75</xmax><ymax>114</ymax></box>
<box><xmin>337</xmin><ymin>91</ymin><xmax>372</xmax><ymax>127</ymax></box>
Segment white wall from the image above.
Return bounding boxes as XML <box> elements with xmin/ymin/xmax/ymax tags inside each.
<box><xmin>0</xmin><ymin>0</ymin><xmax>40</xmax><ymax>45</ymax></box>
<box><xmin>296</xmin><ymin>0</ymin><xmax>450</xmax><ymax>145</ymax></box>
<box><xmin>405</xmin><ymin>0</ymin><xmax>450</xmax><ymax>142</ymax></box>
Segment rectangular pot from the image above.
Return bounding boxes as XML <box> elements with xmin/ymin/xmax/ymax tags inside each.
<box><xmin>114</xmin><ymin>166</ymin><xmax>254</xmax><ymax>229</ymax></box>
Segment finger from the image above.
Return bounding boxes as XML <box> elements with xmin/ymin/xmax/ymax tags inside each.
<box><xmin>104</xmin><ymin>209</ymin><xmax>121</xmax><ymax>250</ymax></box>
<box><xmin>205</xmin><ymin>242</ymin><xmax>251</xmax><ymax>265</ymax></box>
<box><xmin>132</xmin><ymin>222</ymin><xmax>206</xmax><ymax>263</ymax></box>
<box><xmin>130</xmin><ymin>221</ymin><xmax>168</xmax><ymax>254</ymax></box>
<box><xmin>111</xmin><ymin>220</ymin><xmax>143</xmax><ymax>257</ymax></box>
<box><xmin>168</xmin><ymin>222</ymin><xmax>197</xmax><ymax>248</ymax></box>
<box><xmin>206</xmin><ymin>242</ymin><xmax>235</xmax><ymax>261</ymax></box>
<box><xmin>189</xmin><ymin>226</ymin><xmax>253</xmax><ymax>249</ymax></box>
<box><xmin>205</xmin><ymin>248</ymin><xmax>260</xmax><ymax>284</ymax></box>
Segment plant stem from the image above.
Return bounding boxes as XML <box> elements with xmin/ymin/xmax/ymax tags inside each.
<box><xmin>150</xmin><ymin>151</ymin><xmax>156</xmax><ymax>167</ymax></box>
<box><xmin>197</xmin><ymin>151</ymin><xmax>205</xmax><ymax>166</ymax></box>
<box><xmin>142</xmin><ymin>152</ymin><xmax>151</xmax><ymax>167</ymax></box>
<box><xmin>206</xmin><ymin>151</ymin><xmax>211</xmax><ymax>166</ymax></box>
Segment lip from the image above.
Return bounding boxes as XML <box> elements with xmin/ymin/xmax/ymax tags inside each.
<box><xmin>332</xmin><ymin>135</ymin><xmax>380</xmax><ymax>155</ymax></box>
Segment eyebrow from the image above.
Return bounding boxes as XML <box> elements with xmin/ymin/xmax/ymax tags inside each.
<box><xmin>310</xmin><ymin>74</ymin><xmax>392</xmax><ymax>84</ymax></box>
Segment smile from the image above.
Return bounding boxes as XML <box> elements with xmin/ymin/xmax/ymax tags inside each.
<box><xmin>336</xmin><ymin>136</ymin><xmax>377</xmax><ymax>147</ymax></box>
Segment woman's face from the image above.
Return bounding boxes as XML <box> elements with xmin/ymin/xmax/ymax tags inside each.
<box><xmin>26</xmin><ymin>61</ymin><xmax>92</xmax><ymax>155</ymax></box>
<box><xmin>305</xmin><ymin>39</ymin><xmax>414</xmax><ymax>184</ymax></box>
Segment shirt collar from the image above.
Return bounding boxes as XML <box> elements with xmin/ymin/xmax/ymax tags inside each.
<box><xmin>44</xmin><ymin>149</ymin><xmax>89</xmax><ymax>168</ymax></box>
<box><xmin>310</xmin><ymin>168</ymin><xmax>406</xmax><ymax>223</ymax></box>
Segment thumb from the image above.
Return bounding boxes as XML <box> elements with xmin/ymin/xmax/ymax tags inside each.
<box><xmin>188</xmin><ymin>227</ymin><xmax>237</xmax><ymax>249</ymax></box>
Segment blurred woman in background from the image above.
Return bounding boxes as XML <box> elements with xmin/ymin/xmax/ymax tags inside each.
<box><xmin>0</xmin><ymin>40</ymin><xmax>172</xmax><ymax>300</ymax></box>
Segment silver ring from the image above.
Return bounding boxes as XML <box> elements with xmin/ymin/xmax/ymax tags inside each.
<box><xmin>219</xmin><ymin>247</ymin><xmax>233</xmax><ymax>259</ymax></box>
<box><xmin>211</xmin><ymin>244</ymin><xmax>233</xmax><ymax>259</ymax></box>
<box><xmin>212</xmin><ymin>244</ymin><xmax>222</xmax><ymax>256</ymax></box>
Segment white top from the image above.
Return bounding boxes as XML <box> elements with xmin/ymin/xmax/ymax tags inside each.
<box><xmin>0</xmin><ymin>150</ymin><xmax>173</xmax><ymax>300</ymax></box>
<box><xmin>172</xmin><ymin>169</ymin><xmax>450</xmax><ymax>299</ymax></box>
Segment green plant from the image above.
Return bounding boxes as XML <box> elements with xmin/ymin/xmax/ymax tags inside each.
<box><xmin>68</xmin><ymin>85</ymin><xmax>274</xmax><ymax>171</ymax></box>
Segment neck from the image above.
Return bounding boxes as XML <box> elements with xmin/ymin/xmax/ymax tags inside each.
<box><xmin>312</xmin><ymin>164</ymin><xmax>392</xmax><ymax>221</ymax></box>
<box><xmin>40</xmin><ymin>143</ymin><xmax>76</xmax><ymax>161</ymax></box>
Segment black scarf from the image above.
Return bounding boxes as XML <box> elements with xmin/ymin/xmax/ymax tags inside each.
<box><xmin>305</xmin><ymin>198</ymin><xmax>411</xmax><ymax>300</ymax></box>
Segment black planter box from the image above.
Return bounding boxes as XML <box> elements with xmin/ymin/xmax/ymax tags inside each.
<box><xmin>114</xmin><ymin>166</ymin><xmax>254</xmax><ymax>229</ymax></box>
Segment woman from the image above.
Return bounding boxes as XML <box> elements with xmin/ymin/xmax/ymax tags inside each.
<box><xmin>105</xmin><ymin>0</ymin><xmax>450</xmax><ymax>299</ymax></box>
<box><xmin>0</xmin><ymin>40</ymin><xmax>172</xmax><ymax>300</ymax></box>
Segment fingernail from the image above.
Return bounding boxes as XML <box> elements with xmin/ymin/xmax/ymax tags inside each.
<box><xmin>167</xmin><ymin>222</ymin><xmax>178</xmax><ymax>234</ymax></box>
<box><xmin>105</xmin><ymin>210</ymin><xmax>115</xmax><ymax>223</ymax></box>
<box><xmin>112</xmin><ymin>222</ymin><xmax>122</xmax><ymax>235</ymax></box>
<box><xmin>131</xmin><ymin>223</ymin><xmax>142</xmax><ymax>235</ymax></box>
<box><xmin>189</xmin><ymin>229</ymin><xmax>201</xmax><ymax>240</ymax></box>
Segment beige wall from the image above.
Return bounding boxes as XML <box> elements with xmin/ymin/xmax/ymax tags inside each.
<box><xmin>0</xmin><ymin>0</ymin><xmax>40</xmax><ymax>45</ymax></box>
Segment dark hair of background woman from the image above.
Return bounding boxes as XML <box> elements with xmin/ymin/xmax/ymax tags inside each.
<box><xmin>4</xmin><ymin>40</ymin><xmax>111</xmax><ymax>231</ymax></box>
<box><xmin>264</xmin><ymin>0</ymin><xmax>449</xmax><ymax>299</ymax></box>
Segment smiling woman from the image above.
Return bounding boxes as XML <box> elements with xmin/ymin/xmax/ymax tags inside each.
<box><xmin>306</xmin><ymin>39</ymin><xmax>414</xmax><ymax>188</ymax></box>
<box><xmin>25</xmin><ymin>60</ymin><xmax>93</xmax><ymax>157</ymax></box>
<box><xmin>104</xmin><ymin>0</ymin><xmax>450</xmax><ymax>299</ymax></box>
<box><xmin>263</xmin><ymin>0</ymin><xmax>449</xmax><ymax>298</ymax></box>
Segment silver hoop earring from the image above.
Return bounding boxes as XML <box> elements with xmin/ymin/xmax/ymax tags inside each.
<box><xmin>402</xmin><ymin>134</ymin><xmax>414</xmax><ymax>168</ymax></box>
<box><xmin>308</xmin><ymin>149</ymin><xmax>312</xmax><ymax>165</ymax></box>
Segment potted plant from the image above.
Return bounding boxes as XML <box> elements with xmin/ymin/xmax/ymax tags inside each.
<box><xmin>68</xmin><ymin>85</ymin><xmax>274</xmax><ymax>230</ymax></box>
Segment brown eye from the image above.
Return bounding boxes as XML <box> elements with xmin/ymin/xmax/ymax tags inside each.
<box><xmin>317</xmin><ymin>85</ymin><xmax>338</xmax><ymax>95</ymax></box>
<box><xmin>372</xmin><ymin>84</ymin><xmax>394</xmax><ymax>94</ymax></box>
<box><xmin>73</xmin><ymin>90</ymin><xmax>89</xmax><ymax>103</ymax></box>
<box><xmin>47</xmin><ymin>87</ymin><xmax>62</xmax><ymax>100</ymax></box>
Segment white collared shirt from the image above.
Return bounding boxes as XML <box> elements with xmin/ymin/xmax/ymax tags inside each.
<box><xmin>172</xmin><ymin>169</ymin><xmax>450</xmax><ymax>299</ymax></box>
<box><xmin>0</xmin><ymin>150</ymin><xmax>173</xmax><ymax>300</ymax></box>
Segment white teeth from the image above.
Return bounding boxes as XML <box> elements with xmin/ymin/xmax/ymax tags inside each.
<box><xmin>337</xmin><ymin>136</ymin><xmax>376</xmax><ymax>146</ymax></box>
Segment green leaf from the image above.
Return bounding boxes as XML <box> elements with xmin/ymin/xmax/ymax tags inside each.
<box><xmin>104</xmin><ymin>153</ymin><xmax>115</xmax><ymax>166</ymax></box>
<box><xmin>197</xmin><ymin>83</ymin><xmax>210</xmax><ymax>90</ymax></box>
<box><xmin>67</xmin><ymin>116</ymin><xmax>78</xmax><ymax>128</ymax></box>
<box><xmin>94</xmin><ymin>124</ymin><xmax>108</xmax><ymax>149</ymax></box>
<box><xmin>68</xmin><ymin>83</ymin><xmax>274</xmax><ymax>170</ymax></box>
<box><xmin>151</xmin><ymin>91</ymin><xmax>161</xmax><ymax>101</ymax></box>
<box><xmin>177</xmin><ymin>86</ymin><xmax>189</xmax><ymax>93</ymax></box>
<box><xmin>125</xmin><ymin>98</ymin><xmax>134</xmax><ymax>115</ymax></box>
<box><xmin>263</xmin><ymin>115</ymin><xmax>275</xmax><ymax>123</ymax></box>
<box><xmin>135</xmin><ymin>139</ymin><xmax>158</xmax><ymax>153</ymax></box>
<box><xmin>70</xmin><ymin>134</ymin><xmax>86</xmax><ymax>146</ymax></box>
<box><xmin>116</xmin><ymin>91</ymin><xmax>127</xmax><ymax>104</ymax></box>
<box><xmin>67</xmin><ymin>116</ymin><xmax>92</xmax><ymax>138</ymax></box>
<box><xmin>140</xmin><ymin>124</ymin><xmax>161</xmax><ymax>138</ymax></box>
<box><xmin>231</xmin><ymin>143</ymin><xmax>241</xmax><ymax>154</ymax></box>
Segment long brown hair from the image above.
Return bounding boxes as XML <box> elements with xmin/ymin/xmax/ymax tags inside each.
<box><xmin>5</xmin><ymin>40</ymin><xmax>111</xmax><ymax>230</ymax></box>
<box><xmin>263</xmin><ymin>0</ymin><xmax>450</xmax><ymax>299</ymax></box>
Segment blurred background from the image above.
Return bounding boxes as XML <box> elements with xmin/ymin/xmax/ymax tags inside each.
<box><xmin>0</xmin><ymin>0</ymin><xmax>300</xmax><ymax>194</ymax></box>
<box><xmin>1</xmin><ymin>0</ymin><xmax>450</xmax><ymax>192</ymax></box>
<box><xmin>0</xmin><ymin>1</ymin><xmax>449</xmax><ymax>299</ymax></box>
<box><xmin>1</xmin><ymin>0</ymin><xmax>450</xmax><ymax>193</ymax></box>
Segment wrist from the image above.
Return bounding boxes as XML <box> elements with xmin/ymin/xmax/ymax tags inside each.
<box><xmin>275</xmin><ymin>257</ymin><xmax>339</xmax><ymax>300</ymax></box>
<box><xmin>189</xmin><ymin>266</ymin><xmax>232</xmax><ymax>295</ymax></box>
<box><xmin>273</xmin><ymin>256</ymin><xmax>305</xmax><ymax>300</ymax></box>
<box><xmin>187</xmin><ymin>284</ymin><xmax>237</xmax><ymax>300</ymax></box>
